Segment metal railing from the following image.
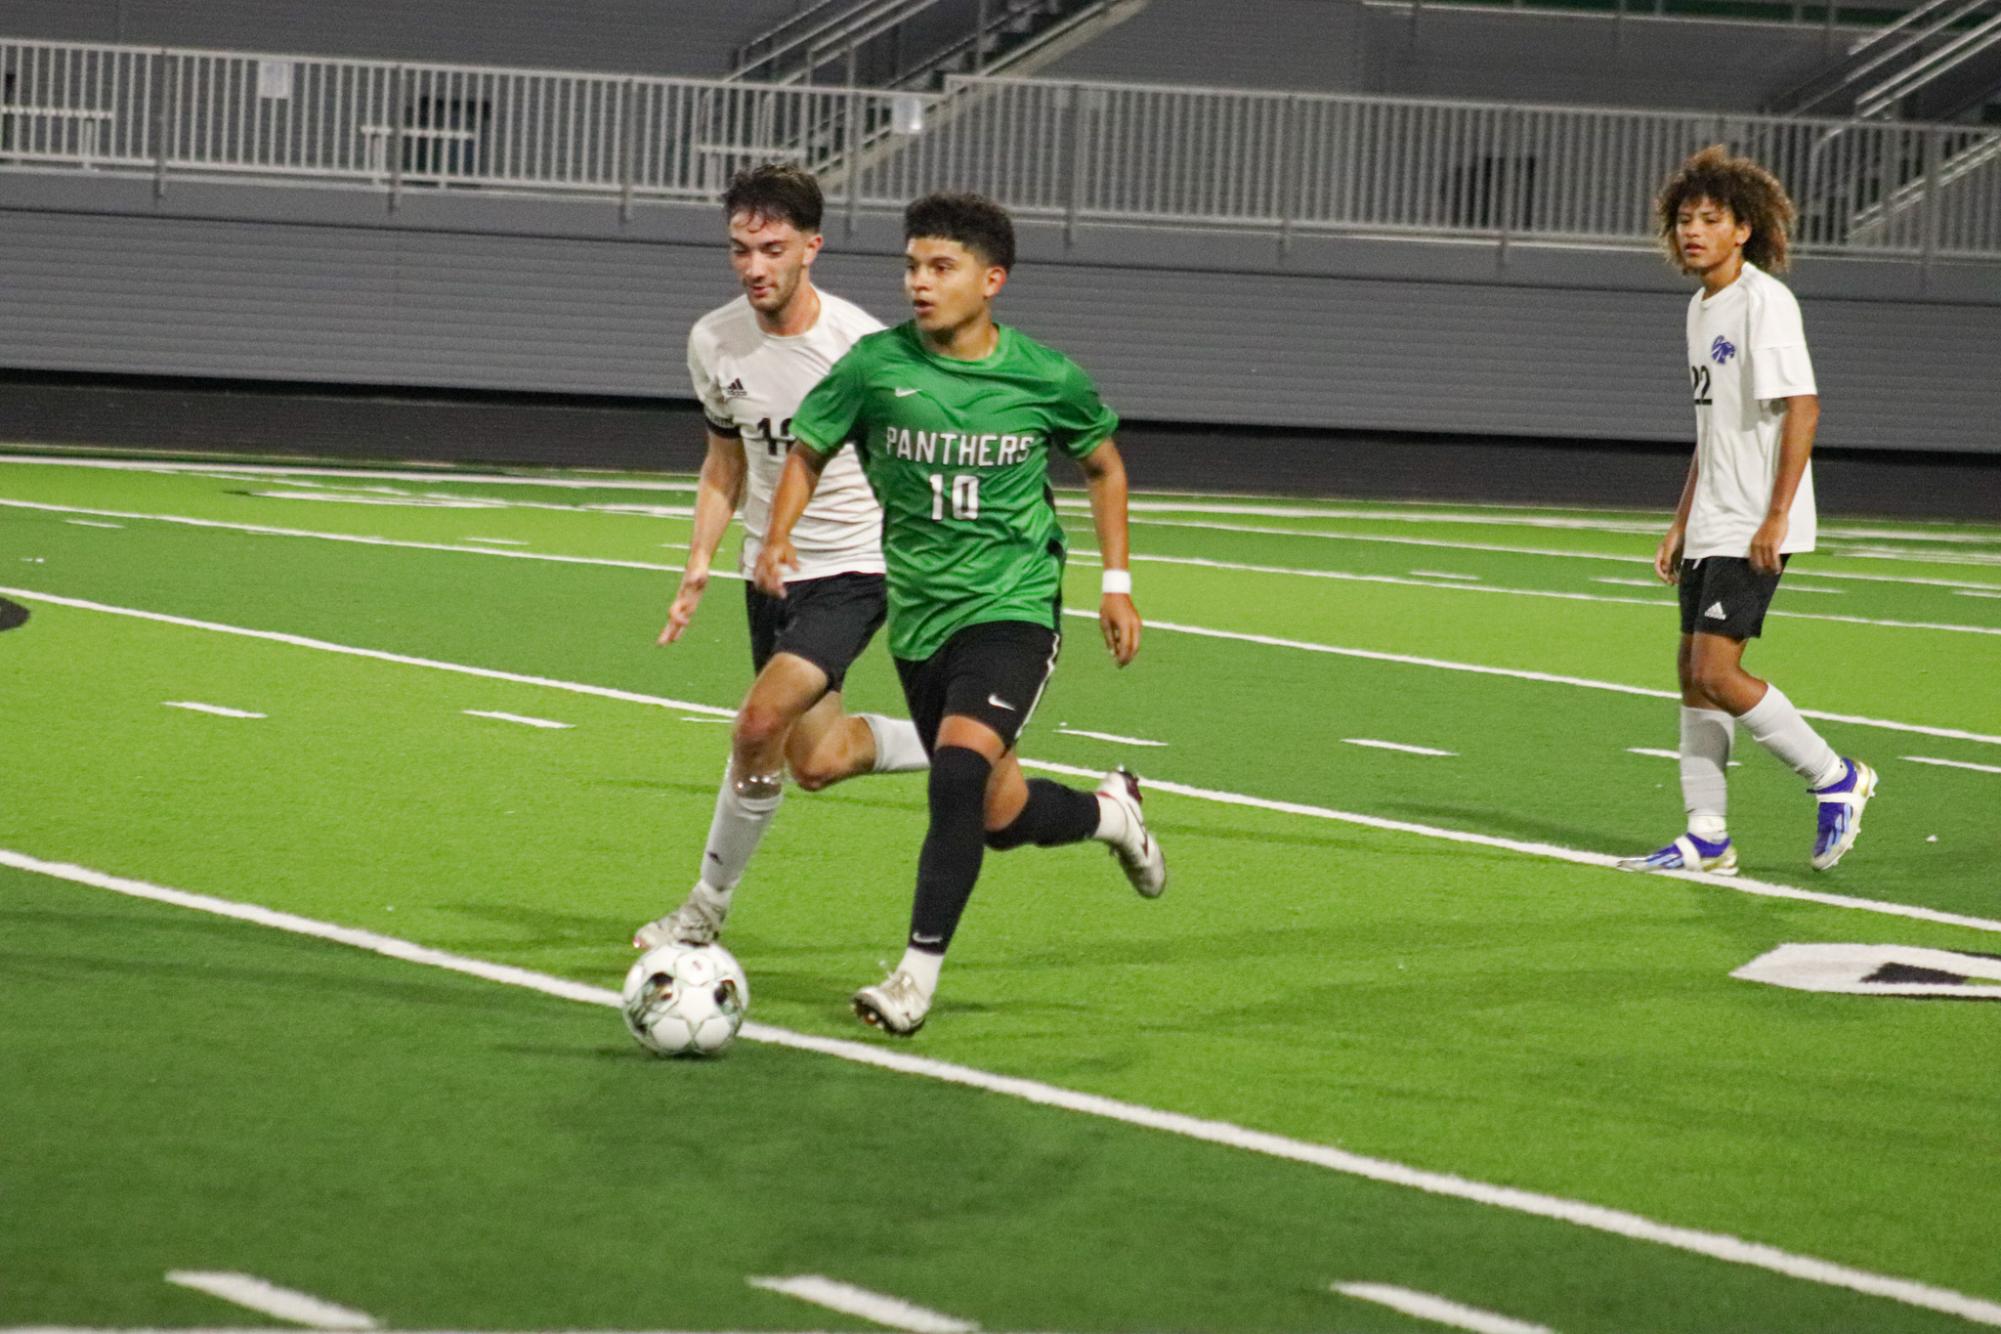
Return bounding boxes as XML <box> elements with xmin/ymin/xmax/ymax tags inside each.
<box><xmin>5</xmin><ymin>37</ymin><xmax>2000</xmax><ymax>262</ymax></box>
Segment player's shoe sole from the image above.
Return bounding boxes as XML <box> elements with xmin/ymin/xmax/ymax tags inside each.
<box><xmin>1615</xmin><ymin>834</ymin><xmax>1738</xmax><ymax>876</ymax></box>
<box><xmin>853</xmin><ymin>970</ymin><xmax>929</xmax><ymax>1036</ymax></box>
<box><xmin>1811</xmin><ymin>759</ymin><xmax>1878</xmax><ymax>872</ymax></box>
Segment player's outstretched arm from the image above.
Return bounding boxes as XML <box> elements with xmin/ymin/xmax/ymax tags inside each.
<box><xmin>660</xmin><ymin>431</ymin><xmax>748</xmax><ymax>644</ymax></box>
<box><xmin>1079</xmin><ymin>438</ymin><xmax>1142</xmax><ymax>667</ymax></box>
<box><xmin>753</xmin><ymin>442</ymin><xmax>829</xmax><ymax>598</ymax></box>
<box><xmin>1751</xmin><ymin>393</ymin><xmax>1818</xmax><ymax>575</ymax></box>
<box><xmin>1655</xmin><ymin>453</ymin><xmax>1699</xmax><ymax>585</ymax></box>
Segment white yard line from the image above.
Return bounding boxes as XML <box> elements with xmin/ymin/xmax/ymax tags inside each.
<box><xmin>10</xmin><ymin>585</ymin><xmax>2001</xmax><ymax>937</ymax></box>
<box><xmin>460</xmin><ymin>537</ymin><xmax>529</xmax><ymax>546</ymax></box>
<box><xmin>1054</xmin><ymin>726</ymin><xmax>1168</xmax><ymax>747</ymax></box>
<box><xmin>1344</xmin><ymin>738</ymin><xmax>1456</xmax><ymax>756</ymax></box>
<box><xmin>0</xmin><ymin>454</ymin><xmax>702</xmax><ymax>493</ymax></box>
<box><xmin>1098</xmin><ymin>514</ymin><xmax>2001</xmax><ymax>593</ymax></box>
<box><xmin>1332</xmin><ymin>1283</ymin><xmax>1553</xmax><ymax>1334</ymax></box>
<box><xmin>3</xmin><ymin>848</ymin><xmax>1996</xmax><ymax>1329</ymax></box>
<box><xmin>0</xmin><ymin>500</ymin><xmax>683</xmax><ymax>575</ymax></box>
<box><xmin>1902</xmin><ymin>755</ymin><xmax>2001</xmax><ymax>776</ymax></box>
<box><xmin>63</xmin><ymin>518</ymin><xmax>123</xmax><ymax>529</ymax></box>
<box><xmin>747</xmin><ymin>1276</ymin><xmax>977</xmax><ymax>1334</ymax></box>
<box><xmin>163</xmin><ymin>701</ymin><xmax>265</xmax><ymax>720</ymax></box>
<box><xmin>1955</xmin><ymin>589</ymin><xmax>2001</xmax><ymax>600</ymax></box>
<box><xmin>1627</xmin><ymin>747</ymin><xmax>1740</xmax><ymax>767</ymax></box>
<box><xmin>463</xmin><ymin>709</ymin><xmax>572</xmax><ymax>730</ymax></box>
<box><xmin>1409</xmin><ymin>569</ymin><xmax>1484</xmax><ymax>581</ymax></box>
<box><xmin>163</xmin><ymin>1272</ymin><xmax>376</xmax><ymax>1330</ymax></box>
<box><xmin>1066</xmin><ymin>546</ymin><xmax>2001</xmax><ymax>637</ymax></box>
<box><xmin>1055</xmin><ymin>610</ymin><xmax>2001</xmax><ymax>747</ymax></box>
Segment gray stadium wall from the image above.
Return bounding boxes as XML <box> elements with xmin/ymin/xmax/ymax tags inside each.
<box><xmin>0</xmin><ymin>0</ymin><xmax>806</xmax><ymax>79</ymax></box>
<box><xmin>3</xmin><ymin>172</ymin><xmax>1999</xmax><ymax>453</ymax></box>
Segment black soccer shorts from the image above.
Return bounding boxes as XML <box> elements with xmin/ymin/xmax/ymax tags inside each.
<box><xmin>744</xmin><ymin>571</ymin><xmax>888</xmax><ymax>691</ymax></box>
<box><xmin>1679</xmin><ymin>554</ymin><xmax>1791</xmax><ymax>640</ymax></box>
<box><xmin>893</xmin><ymin>620</ymin><xmax>1061</xmax><ymax>755</ymax></box>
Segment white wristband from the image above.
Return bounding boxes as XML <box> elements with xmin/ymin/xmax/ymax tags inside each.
<box><xmin>1100</xmin><ymin>568</ymin><xmax>1132</xmax><ymax>597</ymax></box>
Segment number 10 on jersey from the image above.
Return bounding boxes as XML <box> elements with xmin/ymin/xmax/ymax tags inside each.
<box><xmin>930</xmin><ymin>473</ymin><xmax>980</xmax><ymax>521</ymax></box>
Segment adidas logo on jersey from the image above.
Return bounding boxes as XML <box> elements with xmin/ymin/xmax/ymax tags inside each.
<box><xmin>724</xmin><ymin>377</ymin><xmax>749</xmax><ymax>400</ymax></box>
<box><xmin>1704</xmin><ymin>601</ymin><xmax>1728</xmax><ymax>619</ymax></box>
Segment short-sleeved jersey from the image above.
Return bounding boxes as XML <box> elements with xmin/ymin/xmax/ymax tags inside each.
<box><xmin>1684</xmin><ymin>263</ymin><xmax>1819</xmax><ymax>562</ymax></box>
<box><xmin>687</xmin><ymin>291</ymin><xmax>886</xmax><ymax>582</ymax></box>
<box><xmin>790</xmin><ymin>322</ymin><xmax>1119</xmax><ymax>661</ymax></box>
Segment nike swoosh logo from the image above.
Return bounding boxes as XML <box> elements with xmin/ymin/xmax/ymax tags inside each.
<box><xmin>987</xmin><ymin>694</ymin><xmax>1017</xmax><ymax>711</ymax></box>
<box><xmin>894</xmin><ymin>387</ymin><xmax>921</xmax><ymax>397</ymax></box>
<box><xmin>912</xmin><ymin>933</ymin><xmax>944</xmax><ymax>945</ymax></box>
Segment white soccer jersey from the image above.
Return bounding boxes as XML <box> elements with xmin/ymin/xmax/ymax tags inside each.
<box><xmin>687</xmin><ymin>291</ymin><xmax>886</xmax><ymax>582</ymax></box>
<box><xmin>1683</xmin><ymin>262</ymin><xmax>1819</xmax><ymax>562</ymax></box>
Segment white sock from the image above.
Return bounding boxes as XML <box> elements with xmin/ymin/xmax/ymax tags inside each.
<box><xmin>897</xmin><ymin>944</ymin><xmax>943</xmax><ymax>998</ymax></box>
<box><xmin>695</xmin><ymin>764</ymin><xmax>783</xmax><ymax>902</ymax></box>
<box><xmin>1738</xmin><ymin>685</ymin><xmax>1845</xmax><ymax>788</ymax></box>
<box><xmin>1678</xmin><ymin>706</ymin><xmax>1733</xmax><ymax>841</ymax></box>
<box><xmin>861</xmin><ymin>713</ymin><xmax>931</xmax><ymax>774</ymax></box>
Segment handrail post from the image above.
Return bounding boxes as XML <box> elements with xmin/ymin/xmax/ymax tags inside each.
<box><xmin>388</xmin><ymin>64</ymin><xmax>404</xmax><ymax>212</ymax></box>
<box><xmin>619</xmin><ymin>77</ymin><xmax>636</xmax><ymax>222</ymax></box>
<box><xmin>1496</xmin><ymin>106</ymin><xmax>1519</xmax><ymax>267</ymax></box>
<box><xmin>1920</xmin><ymin>124</ymin><xmax>1941</xmax><ymax>282</ymax></box>
<box><xmin>844</xmin><ymin>40</ymin><xmax>860</xmax><ymax>237</ymax></box>
<box><xmin>152</xmin><ymin>47</ymin><xmax>169</xmax><ymax>198</ymax></box>
<box><xmin>1065</xmin><ymin>82</ymin><xmax>1087</xmax><ymax>246</ymax></box>
<box><xmin>1278</xmin><ymin>94</ymin><xmax>1299</xmax><ymax>255</ymax></box>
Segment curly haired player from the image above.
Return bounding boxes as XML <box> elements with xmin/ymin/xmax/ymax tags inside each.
<box><xmin>1620</xmin><ymin>146</ymin><xmax>1876</xmax><ymax>878</ymax></box>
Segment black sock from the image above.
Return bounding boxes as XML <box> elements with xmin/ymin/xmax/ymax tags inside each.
<box><xmin>909</xmin><ymin>746</ymin><xmax>992</xmax><ymax>952</ymax></box>
<box><xmin>985</xmin><ymin>778</ymin><xmax>1100</xmax><ymax>851</ymax></box>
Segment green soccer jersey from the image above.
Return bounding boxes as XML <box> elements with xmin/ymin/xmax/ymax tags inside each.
<box><xmin>791</xmin><ymin>322</ymin><xmax>1119</xmax><ymax>661</ymax></box>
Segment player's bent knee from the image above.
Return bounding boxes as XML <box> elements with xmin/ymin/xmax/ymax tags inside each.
<box><xmin>734</xmin><ymin>701</ymin><xmax>791</xmax><ymax>752</ymax></box>
<box><xmin>928</xmin><ymin>745</ymin><xmax>993</xmax><ymax>814</ymax></box>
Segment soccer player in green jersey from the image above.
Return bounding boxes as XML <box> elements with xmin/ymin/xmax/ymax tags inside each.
<box><xmin>753</xmin><ymin>192</ymin><xmax>1166</xmax><ymax>1035</ymax></box>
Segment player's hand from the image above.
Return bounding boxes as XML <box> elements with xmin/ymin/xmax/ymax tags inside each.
<box><xmin>1653</xmin><ymin>526</ymin><xmax>1686</xmax><ymax>584</ymax></box>
<box><xmin>1750</xmin><ymin>514</ymin><xmax>1787</xmax><ymax>575</ymax></box>
<box><xmin>753</xmin><ymin>539</ymin><xmax>798</xmax><ymax>598</ymax></box>
<box><xmin>1101</xmin><ymin>594</ymin><xmax>1142</xmax><ymax>667</ymax></box>
<box><xmin>658</xmin><ymin>566</ymin><xmax>709</xmax><ymax>645</ymax></box>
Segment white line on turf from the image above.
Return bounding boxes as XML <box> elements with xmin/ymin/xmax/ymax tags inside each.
<box><xmin>4</xmin><ymin>849</ymin><xmax>1995</xmax><ymax>1329</ymax></box>
<box><xmin>1902</xmin><ymin>755</ymin><xmax>2001</xmax><ymax>775</ymax></box>
<box><xmin>163</xmin><ymin>1272</ymin><xmax>377</xmax><ymax>1330</ymax></box>
<box><xmin>681</xmin><ymin>715</ymin><xmax>735</xmax><ymax>725</ymax></box>
<box><xmin>462</xmin><ymin>537</ymin><xmax>529</xmax><ymax>546</ymax></box>
<box><xmin>63</xmin><ymin>518</ymin><xmax>123</xmax><ymax>529</ymax></box>
<box><xmin>1332</xmin><ymin>1283</ymin><xmax>1553</xmax><ymax>1334</ymax></box>
<box><xmin>8</xmin><ymin>586</ymin><xmax>1999</xmax><ymax>936</ymax></box>
<box><xmin>1343</xmin><ymin>738</ymin><xmax>1456</xmax><ymax>756</ymax></box>
<box><xmin>0</xmin><ymin>454</ymin><xmax>704</xmax><ymax>493</ymax></box>
<box><xmin>163</xmin><ymin>701</ymin><xmax>265</xmax><ymax>720</ymax></box>
<box><xmin>747</xmin><ymin>1277</ymin><xmax>977</xmax><ymax>1334</ymax></box>
<box><xmin>1627</xmin><ymin>747</ymin><xmax>1740</xmax><ymax>767</ymax></box>
<box><xmin>1593</xmin><ymin>577</ymin><xmax>1661</xmax><ymax>588</ymax></box>
<box><xmin>1409</xmin><ymin>569</ymin><xmax>1483</xmax><ymax>581</ymax></box>
<box><xmin>1056</xmin><ymin>610</ymin><xmax>2001</xmax><ymax>747</ymax></box>
<box><xmin>1956</xmin><ymin>589</ymin><xmax>2001</xmax><ymax>600</ymax></box>
<box><xmin>1054</xmin><ymin>726</ymin><xmax>1168</xmax><ymax>747</ymax></box>
<box><xmin>0</xmin><ymin>500</ymin><xmax>686</xmax><ymax>575</ymax></box>
<box><xmin>1097</xmin><ymin>514</ymin><xmax>2001</xmax><ymax>593</ymax></box>
<box><xmin>464</xmin><ymin>709</ymin><xmax>572</xmax><ymax>730</ymax></box>
<box><xmin>1063</xmin><ymin>547</ymin><xmax>2001</xmax><ymax>637</ymax></box>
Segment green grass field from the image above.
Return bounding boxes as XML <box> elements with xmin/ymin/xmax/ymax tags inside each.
<box><xmin>3</xmin><ymin>450</ymin><xmax>1999</xmax><ymax>1334</ymax></box>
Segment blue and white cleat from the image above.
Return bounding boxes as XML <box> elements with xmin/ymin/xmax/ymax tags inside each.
<box><xmin>1616</xmin><ymin>832</ymin><xmax>1738</xmax><ymax>876</ymax></box>
<box><xmin>1810</xmin><ymin>758</ymin><xmax>1878</xmax><ymax>871</ymax></box>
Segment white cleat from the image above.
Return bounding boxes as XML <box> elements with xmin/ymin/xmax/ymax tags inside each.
<box><xmin>631</xmin><ymin>889</ymin><xmax>727</xmax><ymax>949</ymax></box>
<box><xmin>852</xmin><ymin>969</ymin><xmax>931</xmax><ymax>1036</ymax></box>
<box><xmin>1097</xmin><ymin>767</ymin><xmax>1167</xmax><ymax>899</ymax></box>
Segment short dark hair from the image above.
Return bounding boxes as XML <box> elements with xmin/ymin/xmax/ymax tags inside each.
<box><xmin>1655</xmin><ymin>145</ymin><xmax>1796</xmax><ymax>274</ymax></box>
<box><xmin>723</xmin><ymin>163</ymin><xmax>822</xmax><ymax>233</ymax></box>
<box><xmin>904</xmin><ymin>191</ymin><xmax>1015</xmax><ymax>271</ymax></box>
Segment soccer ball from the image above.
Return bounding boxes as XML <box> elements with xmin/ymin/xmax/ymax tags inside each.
<box><xmin>620</xmin><ymin>942</ymin><xmax>749</xmax><ymax>1057</ymax></box>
